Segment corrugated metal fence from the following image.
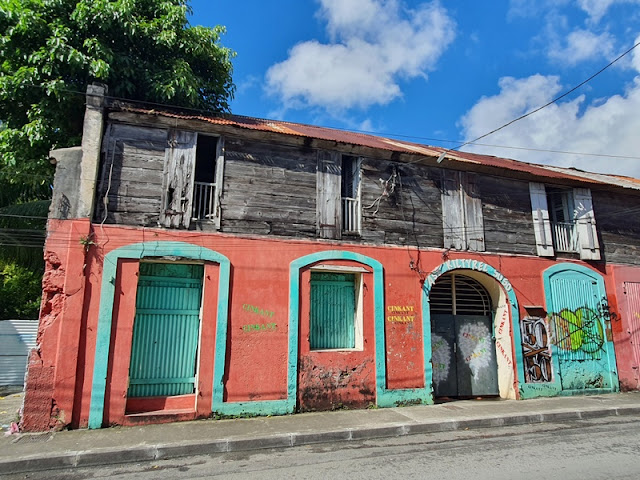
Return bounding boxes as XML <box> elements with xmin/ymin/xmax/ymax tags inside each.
<box><xmin>0</xmin><ymin>320</ymin><xmax>38</xmax><ymax>386</ymax></box>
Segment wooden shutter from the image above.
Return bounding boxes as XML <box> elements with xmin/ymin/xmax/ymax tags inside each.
<box><xmin>529</xmin><ymin>182</ymin><xmax>555</xmax><ymax>256</ymax></box>
<box><xmin>213</xmin><ymin>136</ymin><xmax>225</xmax><ymax>229</ymax></box>
<box><xmin>441</xmin><ymin>170</ymin><xmax>465</xmax><ymax>250</ymax></box>
<box><xmin>462</xmin><ymin>174</ymin><xmax>485</xmax><ymax>251</ymax></box>
<box><xmin>160</xmin><ymin>130</ymin><xmax>197</xmax><ymax>228</ymax></box>
<box><xmin>573</xmin><ymin>188</ymin><xmax>600</xmax><ymax>260</ymax></box>
<box><xmin>317</xmin><ymin>151</ymin><xmax>341</xmax><ymax>239</ymax></box>
<box><xmin>310</xmin><ymin>272</ymin><xmax>356</xmax><ymax>349</ymax></box>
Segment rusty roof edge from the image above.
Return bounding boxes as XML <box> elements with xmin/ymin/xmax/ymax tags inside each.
<box><xmin>112</xmin><ymin>106</ymin><xmax>640</xmax><ymax>191</ymax></box>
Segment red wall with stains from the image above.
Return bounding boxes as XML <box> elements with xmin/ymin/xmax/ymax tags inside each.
<box><xmin>21</xmin><ymin>220</ymin><xmax>635</xmax><ymax>431</ymax></box>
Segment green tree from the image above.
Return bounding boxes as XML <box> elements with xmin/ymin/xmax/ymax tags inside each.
<box><xmin>0</xmin><ymin>0</ymin><xmax>235</xmax><ymax>179</ymax></box>
<box><xmin>0</xmin><ymin>0</ymin><xmax>235</xmax><ymax>318</ymax></box>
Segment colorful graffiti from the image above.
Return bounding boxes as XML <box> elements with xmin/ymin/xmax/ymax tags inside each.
<box><xmin>431</xmin><ymin>333</ymin><xmax>450</xmax><ymax>385</ymax></box>
<box><xmin>458</xmin><ymin>322</ymin><xmax>492</xmax><ymax>376</ymax></box>
<box><xmin>521</xmin><ymin>316</ymin><xmax>552</xmax><ymax>383</ymax></box>
<box><xmin>550</xmin><ymin>307</ymin><xmax>605</xmax><ymax>358</ymax></box>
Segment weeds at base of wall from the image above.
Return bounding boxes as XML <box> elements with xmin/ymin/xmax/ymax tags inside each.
<box><xmin>394</xmin><ymin>399</ymin><xmax>424</xmax><ymax>408</ymax></box>
<box><xmin>209</xmin><ymin>411</ymin><xmax>262</xmax><ymax>421</ymax></box>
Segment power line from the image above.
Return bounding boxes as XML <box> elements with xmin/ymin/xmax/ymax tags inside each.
<box><xmin>436</xmin><ymin>39</ymin><xmax>640</xmax><ymax>162</ymax></box>
<box><xmin>18</xmin><ymin>80</ymin><xmax>640</xmax><ymax>164</ymax></box>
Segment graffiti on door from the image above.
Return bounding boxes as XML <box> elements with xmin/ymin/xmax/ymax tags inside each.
<box><xmin>521</xmin><ymin>316</ymin><xmax>552</xmax><ymax>383</ymax></box>
<box><xmin>458</xmin><ymin>322</ymin><xmax>492</xmax><ymax>376</ymax></box>
<box><xmin>431</xmin><ymin>333</ymin><xmax>450</xmax><ymax>385</ymax></box>
<box><xmin>550</xmin><ymin>307</ymin><xmax>604</xmax><ymax>356</ymax></box>
<box><xmin>548</xmin><ymin>298</ymin><xmax>617</xmax><ymax>358</ymax></box>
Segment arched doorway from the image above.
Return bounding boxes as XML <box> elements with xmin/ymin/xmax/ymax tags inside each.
<box><xmin>430</xmin><ymin>273</ymin><xmax>499</xmax><ymax>397</ymax></box>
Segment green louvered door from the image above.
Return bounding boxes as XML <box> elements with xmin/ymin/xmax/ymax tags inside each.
<box><xmin>310</xmin><ymin>272</ymin><xmax>356</xmax><ymax>349</ymax></box>
<box><xmin>128</xmin><ymin>263</ymin><xmax>204</xmax><ymax>397</ymax></box>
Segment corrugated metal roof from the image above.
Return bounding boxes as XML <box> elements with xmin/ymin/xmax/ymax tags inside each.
<box><xmin>119</xmin><ymin>107</ymin><xmax>640</xmax><ymax>192</ymax></box>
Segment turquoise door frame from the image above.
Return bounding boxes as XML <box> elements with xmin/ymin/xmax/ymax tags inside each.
<box><xmin>215</xmin><ymin>249</ymin><xmax>434</xmax><ymax>418</ymax></box>
<box><xmin>543</xmin><ymin>263</ymin><xmax>619</xmax><ymax>394</ymax></box>
<box><xmin>423</xmin><ymin>259</ymin><xmax>550</xmax><ymax>399</ymax></box>
<box><xmin>88</xmin><ymin>241</ymin><xmax>230</xmax><ymax>429</ymax></box>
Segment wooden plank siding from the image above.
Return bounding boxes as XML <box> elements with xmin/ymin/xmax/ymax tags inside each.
<box><xmin>92</xmin><ymin>121</ymin><xmax>640</xmax><ymax>266</ymax></box>
<box><xmin>592</xmin><ymin>190</ymin><xmax>640</xmax><ymax>265</ymax></box>
<box><xmin>476</xmin><ymin>175</ymin><xmax>537</xmax><ymax>255</ymax></box>
<box><xmin>220</xmin><ymin>138</ymin><xmax>318</xmax><ymax>237</ymax></box>
<box><xmin>360</xmin><ymin>161</ymin><xmax>444</xmax><ymax>247</ymax></box>
<box><xmin>95</xmin><ymin>124</ymin><xmax>167</xmax><ymax>226</ymax></box>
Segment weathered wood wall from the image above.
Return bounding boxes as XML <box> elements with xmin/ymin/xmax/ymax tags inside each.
<box><xmin>221</xmin><ymin>138</ymin><xmax>317</xmax><ymax>237</ymax></box>
<box><xmin>93</xmin><ymin>119</ymin><xmax>640</xmax><ymax>266</ymax></box>
<box><xmin>593</xmin><ymin>190</ymin><xmax>640</xmax><ymax>265</ymax></box>
<box><xmin>476</xmin><ymin>175</ymin><xmax>537</xmax><ymax>256</ymax></box>
<box><xmin>95</xmin><ymin>124</ymin><xmax>167</xmax><ymax>226</ymax></box>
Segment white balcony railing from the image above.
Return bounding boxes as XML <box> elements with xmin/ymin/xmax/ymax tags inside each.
<box><xmin>552</xmin><ymin>221</ymin><xmax>577</xmax><ymax>252</ymax></box>
<box><xmin>342</xmin><ymin>197</ymin><xmax>361</xmax><ymax>234</ymax></box>
<box><xmin>192</xmin><ymin>181</ymin><xmax>217</xmax><ymax>221</ymax></box>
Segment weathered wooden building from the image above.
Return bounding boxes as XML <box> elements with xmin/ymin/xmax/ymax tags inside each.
<box><xmin>21</xmin><ymin>85</ymin><xmax>640</xmax><ymax>431</ymax></box>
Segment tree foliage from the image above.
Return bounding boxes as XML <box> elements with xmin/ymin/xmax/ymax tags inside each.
<box><xmin>0</xmin><ymin>0</ymin><xmax>235</xmax><ymax>318</ymax></box>
<box><xmin>0</xmin><ymin>0</ymin><xmax>236</xmax><ymax>180</ymax></box>
<box><xmin>0</xmin><ymin>260</ymin><xmax>42</xmax><ymax>319</ymax></box>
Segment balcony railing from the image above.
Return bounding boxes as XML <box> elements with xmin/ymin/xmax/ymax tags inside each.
<box><xmin>342</xmin><ymin>197</ymin><xmax>361</xmax><ymax>234</ymax></box>
<box><xmin>192</xmin><ymin>181</ymin><xmax>217</xmax><ymax>221</ymax></box>
<box><xmin>552</xmin><ymin>221</ymin><xmax>577</xmax><ymax>252</ymax></box>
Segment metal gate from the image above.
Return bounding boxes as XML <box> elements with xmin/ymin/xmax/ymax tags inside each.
<box><xmin>430</xmin><ymin>274</ymin><xmax>499</xmax><ymax>397</ymax></box>
<box><xmin>546</xmin><ymin>267</ymin><xmax>616</xmax><ymax>391</ymax></box>
<box><xmin>128</xmin><ymin>263</ymin><xmax>203</xmax><ymax>397</ymax></box>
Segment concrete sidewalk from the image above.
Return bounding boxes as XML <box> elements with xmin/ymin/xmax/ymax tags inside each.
<box><xmin>2</xmin><ymin>392</ymin><xmax>640</xmax><ymax>475</ymax></box>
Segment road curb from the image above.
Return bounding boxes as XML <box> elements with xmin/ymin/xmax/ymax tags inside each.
<box><xmin>2</xmin><ymin>405</ymin><xmax>640</xmax><ymax>475</ymax></box>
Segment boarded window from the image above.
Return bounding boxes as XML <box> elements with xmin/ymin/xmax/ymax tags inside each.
<box><xmin>310</xmin><ymin>272</ymin><xmax>357</xmax><ymax>349</ymax></box>
<box><xmin>441</xmin><ymin>170</ymin><xmax>485</xmax><ymax>251</ymax></box>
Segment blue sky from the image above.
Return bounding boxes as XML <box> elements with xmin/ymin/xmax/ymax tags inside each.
<box><xmin>190</xmin><ymin>1</ymin><xmax>640</xmax><ymax>177</ymax></box>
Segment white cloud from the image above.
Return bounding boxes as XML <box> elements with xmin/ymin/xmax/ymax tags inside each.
<box><xmin>576</xmin><ymin>0</ymin><xmax>640</xmax><ymax>23</ymax></box>
<box><xmin>548</xmin><ymin>29</ymin><xmax>615</xmax><ymax>65</ymax></box>
<box><xmin>509</xmin><ymin>0</ymin><xmax>640</xmax><ymax>23</ymax></box>
<box><xmin>265</xmin><ymin>0</ymin><xmax>455</xmax><ymax>112</ymax></box>
<box><xmin>460</xmin><ymin>37</ymin><xmax>640</xmax><ymax>177</ymax></box>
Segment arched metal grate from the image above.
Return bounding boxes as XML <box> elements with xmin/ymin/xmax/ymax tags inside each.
<box><xmin>430</xmin><ymin>273</ymin><xmax>492</xmax><ymax>316</ymax></box>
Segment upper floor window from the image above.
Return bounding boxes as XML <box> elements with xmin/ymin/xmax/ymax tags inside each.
<box><xmin>529</xmin><ymin>182</ymin><xmax>600</xmax><ymax>260</ymax></box>
<box><xmin>160</xmin><ymin>130</ymin><xmax>225</xmax><ymax>229</ymax></box>
<box><xmin>440</xmin><ymin>170</ymin><xmax>485</xmax><ymax>251</ymax></box>
<box><xmin>317</xmin><ymin>151</ymin><xmax>361</xmax><ymax>239</ymax></box>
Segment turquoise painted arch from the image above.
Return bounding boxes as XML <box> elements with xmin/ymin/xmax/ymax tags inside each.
<box><xmin>288</xmin><ymin>250</ymin><xmax>433</xmax><ymax>410</ymax></box>
<box><xmin>88</xmin><ymin>241</ymin><xmax>231</xmax><ymax>429</ymax></box>
<box><xmin>422</xmin><ymin>259</ymin><xmax>541</xmax><ymax>399</ymax></box>
<box><xmin>214</xmin><ymin>249</ymin><xmax>434</xmax><ymax>417</ymax></box>
<box><xmin>542</xmin><ymin>262</ymin><xmax>619</xmax><ymax>394</ymax></box>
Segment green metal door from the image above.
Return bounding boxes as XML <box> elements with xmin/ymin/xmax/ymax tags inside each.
<box><xmin>545</xmin><ymin>265</ymin><xmax>617</xmax><ymax>392</ymax></box>
<box><xmin>128</xmin><ymin>263</ymin><xmax>204</xmax><ymax>397</ymax></box>
<box><xmin>310</xmin><ymin>272</ymin><xmax>356</xmax><ymax>349</ymax></box>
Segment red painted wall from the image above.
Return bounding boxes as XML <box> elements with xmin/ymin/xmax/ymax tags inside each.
<box><xmin>21</xmin><ymin>220</ymin><xmax>637</xmax><ymax>431</ymax></box>
<box><xmin>611</xmin><ymin>265</ymin><xmax>640</xmax><ymax>391</ymax></box>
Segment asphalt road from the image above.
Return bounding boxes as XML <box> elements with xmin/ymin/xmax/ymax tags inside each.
<box><xmin>6</xmin><ymin>416</ymin><xmax>640</xmax><ymax>480</ymax></box>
